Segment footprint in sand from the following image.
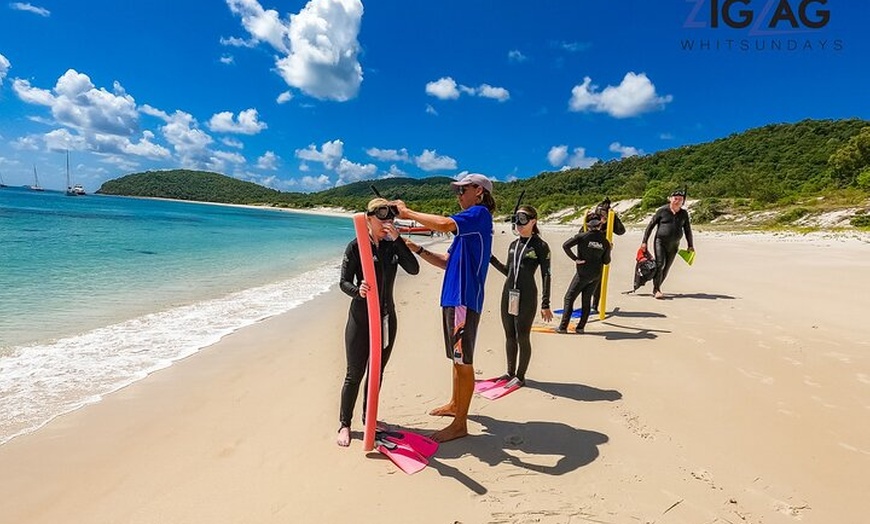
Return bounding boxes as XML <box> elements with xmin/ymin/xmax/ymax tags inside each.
<box><xmin>838</xmin><ymin>442</ymin><xmax>870</xmax><ymax>456</ymax></box>
<box><xmin>803</xmin><ymin>376</ymin><xmax>821</xmax><ymax>388</ymax></box>
<box><xmin>737</xmin><ymin>367</ymin><xmax>775</xmax><ymax>385</ymax></box>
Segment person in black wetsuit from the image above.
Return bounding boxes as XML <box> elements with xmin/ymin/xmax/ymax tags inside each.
<box><xmin>489</xmin><ymin>205</ymin><xmax>552</xmax><ymax>386</ymax></box>
<box><xmin>640</xmin><ymin>189</ymin><xmax>695</xmax><ymax>299</ymax></box>
<box><xmin>556</xmin><ymin>216</ymin><xmax>612</xmax><ymax>334</ymax></box>
<box><xmin>585</xmin><ymin>198</ymin><xmax>625</xmax><ymax>312</ymax></box>
<box><xmin>337</xmin><ymin>198</ymin><xmax>419</xmax><ymax>447</ymax></box>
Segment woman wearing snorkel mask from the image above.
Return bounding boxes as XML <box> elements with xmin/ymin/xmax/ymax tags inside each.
<box><xmin>489</xmin><ymin>205</ymin><xmax>552</xmax><ymax>387</ymax></box>
<box><xmin>336</xmin><ymin>198</ymin><xmax>420</xmax><ymax>447</ymax></box>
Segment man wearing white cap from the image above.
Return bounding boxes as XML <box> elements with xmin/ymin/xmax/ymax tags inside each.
<box><xmin>397</xmin><ymin>173</ymin><xmax>496</xmax><ymax>442</ymax></box>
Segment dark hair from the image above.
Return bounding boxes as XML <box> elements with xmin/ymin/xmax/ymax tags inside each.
<box><xmin>479</xmin><ymin>189</ymin><xmax>497</xmax><ymax>213</ymax></box>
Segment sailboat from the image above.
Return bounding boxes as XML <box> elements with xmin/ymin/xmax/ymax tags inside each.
<box><xmin>0</xmin><ymin>171</ymin><xmax>7</xmax><ymax>188</ymax></box>
<box><xmin>30</xmin><ymin>165</ymin><xmax>44</xmax><ymax>191</ymax></box>
<box><xmin>64</xmin><ymin>151</ymin><xmax>86</xmax><ymax>196</ymax></box>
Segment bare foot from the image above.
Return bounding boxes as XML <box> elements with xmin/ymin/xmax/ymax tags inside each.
<box><xmin>654</xmin><ymin>291</ymin><xmax>664</xmax><ymax>299</ymax></box>
<box><xmin>336</xmin><ymin>426</ymin><xmax>351</xmax><ymax>447</ymax></box>
<box><xmin>428</xmin><ymin>403</ymin><xmax>456</xmax><ymax>417</ymax></box>
<box><xmin>431</xmin><ymin>422</ymin><xmax>468</xmax><ymax>443</ymax></box>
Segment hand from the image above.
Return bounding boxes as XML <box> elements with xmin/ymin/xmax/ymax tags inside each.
<box><xmin>359</xmin><ymin>280</ymin><xmax>370</xmax><ymax>298</ymax></box>
<box><xmin>381</xmin><ymin>222</ymin><xmax>398</xmax><ymax>241</ymax></box>
<box><xmin>392</xmin><ymin>199</ymin><xmax>409</xmax><ymax>219</ymax></box>
<box><xmin>404</xmin><ymin>238</ymin><xmax>419</xmax><ymax>252</ymax></box>
<box><xmin>540</xmin><ymin>308</ymin><xmax>553</xmax><ymax>322</ymax></box>
<box><xmin>640</xmin><ymin>243</ymin><xmax>647</xmax><ymax>250</ymax></box>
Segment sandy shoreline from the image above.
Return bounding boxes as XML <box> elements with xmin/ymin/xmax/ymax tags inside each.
<box><xmin>1</xmin><ymin>224</ymin><xmax>868</xmax><ymax>523</ymax></box>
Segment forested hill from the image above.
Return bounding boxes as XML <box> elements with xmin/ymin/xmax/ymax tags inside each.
<box><xmin>96</xmin><ymin>170</ymin><xmax>289</xmax><ymax>204</ymax></box>
<box><xmin>97</xmin><ymin>119</ymin><xmax>870</xmax><ymax>219</ymax></box>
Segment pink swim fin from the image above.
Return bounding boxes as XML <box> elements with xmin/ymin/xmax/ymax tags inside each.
<box><xmin>377</xmin><ymin>429</ymin><xmax>438</xmax><ymax>458</ymax></box>
<box><xmin>375</xmin><ymin>437</ymin><xmax>428</xmax><ymax>474</ymax></box>
<box><xmin>474</xmin><ymin>376</ymin><xmax>509</xmax><ymax>394</ymax></box>
<box><xmin>480</xmin><ymin>377</ymin><xmax>523</xmax><ymax>400</ymax></box>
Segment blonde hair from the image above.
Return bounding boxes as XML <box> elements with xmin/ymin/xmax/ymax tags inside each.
<box><xmin>366</xmin><ymin>197</ymin><xmax>390</xmax><ymax>212</ymax></box>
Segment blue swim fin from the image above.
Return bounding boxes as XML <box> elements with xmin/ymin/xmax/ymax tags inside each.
<box><xmin>375</xmin><ymin>437</ymin><xmax>428</xmax><ymax>474</ymax></box>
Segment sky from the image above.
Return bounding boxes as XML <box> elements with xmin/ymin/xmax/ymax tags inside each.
<box><xmin>0</xmin><ymin>0</ymin><xmax>867</xmax><ymax>193</ymax></box>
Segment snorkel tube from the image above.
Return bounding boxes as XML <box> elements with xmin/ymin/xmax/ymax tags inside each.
<box><xmin>511</xmin><ymin>190</ymin><xmax>526</xmax><ymax>235</ymax></box>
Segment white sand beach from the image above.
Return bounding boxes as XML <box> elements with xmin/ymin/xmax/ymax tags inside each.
<box><xmin>1</xmin><ymin>223</ymin><xmax>868</xmax><ymax>523</ymax></box>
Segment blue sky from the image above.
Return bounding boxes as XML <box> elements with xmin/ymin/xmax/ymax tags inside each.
<box><xmin>0</xmin><ymin>1</ymin><xmax>867</xmax><ymax>193</ymax></box>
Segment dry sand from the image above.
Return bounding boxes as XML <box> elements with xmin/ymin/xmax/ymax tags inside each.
<box><xmin>1</xmin><ymin>223</ymin><xmax>868</xmax><ymax>523</ymax></box>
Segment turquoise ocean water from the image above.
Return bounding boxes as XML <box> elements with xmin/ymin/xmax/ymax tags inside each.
<box><xmin>0</xmin><ymin>188</ymin><xmax>352</xmax><ymax>445</ymax></box>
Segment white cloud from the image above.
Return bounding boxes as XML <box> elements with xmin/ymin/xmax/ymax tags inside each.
<box><xmin>425</xmin><ymin>77</ymin><xmax>460</xmax><ymax>100</ymax></box>
<box><xmin>508</xmin><ymin>49</ymin><xmax>527</xmax><ymax>62</ymax></box>
<box><xmin>559</xmin><ymin>41</ymin><xmax>591</xmax><ymax>53</ymax></box>
<box><xmin>386</xmin><ymin>164</ymin><xmax>406</xmax><ymax>177</ymax></box>
<box><xmin>12</xmin><ymin>135</ymin><xmax>41</xmax><ymax>150</ymax></box>
<box><xmin>426</xmin><ymin>76</ymin><xmax>510</xmax><ymax>102</ymax></box>
<box><xmin>295</xmin><ymin>139</ymin><xmax>343</xmax><ymax>168</ymax></box>
<box><xmin>425</xmin><ymin>104</ymin><xmax>438</xmax><ymax>115</ymax></box>
<box><xmin>366</xmin><ymin>147</ymin><xmax>409</xmax><ymax>162</ymax></box>
<box><xmin>220</xmin><ymin>36</ymin><xmax>256</xmax><ymax>48</ymax></box>
<box><xmin>569</xmin><ymin>72</ymin><xmax>672</xmax><ymax>118</ymax></box>
<box><xmin>13</xmin><ymin>70</ymin><xmax>139</xmax><ymax>137</ymax></box>
<box><xmin>257</xmin><ymin>150</ymin><xmax>279</xmax><ymax>170</ymax></box>
<box><xmin>225</xmin><ymin>0</ymin><xmax>290</xmax><ymax>53</ymax></box>
<box><xmin>289</xmin><ymin>174</ymin><xmax>332</xmax><ymax>191</ymax></box>
<box><xmin>203</xmin><ymin>150</ymin><xmax>247</xmax><ymax>174</ymax></box>
<box><xmin>415</xmin><ymin>149</ymin><xmax>457</xmax><ymax>172</ymax></box>
<box><xmin>477</xmin><ymin>84</ymin><xmax>510</xmax><ymax>102</ymax></box>
<box><xmin>276</xmin><ymin>91</ymin><xmax>293</xmax><ymax>104</ymax></box>
<box><xmin>43</xmin><ymin>128</ymin><xmax>86</xmax><ymax>152</ymax></box>
<box><xmin>123</xmin><ymin>131</ymin><xmax>172</xmax><ymax>159</ymax></box>
<box><xmin>0</xmin><ymin>54</ymin><xmax>10</xmax><ymax>85</ymax></box>
<box><xmin>222</xmin><ymin>137</ymin><xmax>244</xmax><ymax>148</ymax></box>
<box><xmin>153</xmin><ymin>109</ymin><xmax>215</xmax><ymax>167</ymax></box>
<box><xmin>335</xmin><ymin>158</ymin><xmax>376</xmax><ymax>185</ymax></box>
<box><xmin>548</xmin><ymin>144</ymin><xmax>598</xmax><ymax>169</ymax></box>
<box><xmin>208</xmin><ymin>108</ymin><xmax>267</xmax><ymax>135</ymax></box>
<box><xmin>547</xmin><ymin>145</ymin><xmax>568</xmax><ymax>167</ymax></box>
<box><xmin>10</xmin><ymin>2</ymin><xmax>50</xmax><ymax>16</ymax></box>
<box><xmin>609</xmin><ymin>142</ymin><xmax>642</xmax><ymax>158</ymax></box>
<box><xmin>230</xmin><ymin>0</ymin><xmax>365</xmax><ymax>101</ymax></box>
<box><xmin>220</xmin><ymin>54</ymin><xmax>235</xmax><ymax>65</ymax></box>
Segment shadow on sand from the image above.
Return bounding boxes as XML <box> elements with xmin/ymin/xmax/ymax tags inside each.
<box><xmin>424</xmin><ymin>415</ymin><xmax>609</xmax><ymax>493</ymax></box>
<box><xmin>523</xmin><ymin>379</ymin><xmax>622</xmax><ymax>402</ymax></box>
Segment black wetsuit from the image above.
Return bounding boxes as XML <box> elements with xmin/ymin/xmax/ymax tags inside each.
<box><xmin>338</xmin><ymin>237</ymin><xmax>419</xmax><ymax>429</ymax></box>
<box><xmin>489</xmin><ymin>234</ymin><xmax>552</xmax><ymax>382</ymax></box>
<box><xmin>589</xmin><ymin>212</ymin><xmax>625</xmax><ymax>310</ymax></box>
<box><xmin>558</xmin><ymin>230</ymin><xmax>612</xmax><ymax>332</ymax></box>
<box><xmin>642</xmin><ymin>205</ymin><xmax>694</xmax><ymax>294</ymax></box>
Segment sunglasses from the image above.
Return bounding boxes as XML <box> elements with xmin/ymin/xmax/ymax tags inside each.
<box><xmin>367</xmin><ymin>205</ymin><xmax>398</xmax><ymax>220</ymax></box>
<box><xmin>514</xmin><ymin>212</ymin><xmax>534</xmax><ymax>226</ymax></box>
<box><xmin>453</xmin><ymin>184</ymin><xmax>478</xmax><ymax>196</ymax></box>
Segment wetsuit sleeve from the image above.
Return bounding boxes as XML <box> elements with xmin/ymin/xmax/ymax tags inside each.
<box><xmin>489</xmin><ymin>254</ymin><xmax>508</xmax><ymax>276</ymax></box>
<box><xmin>642</xmin><ymin>210</ymin><xmax>661</xmax><ymax>244</ymax></box>
<box><xmin>393</xmin><ymin>238</ymin><xmax>420</xmax><ymax>275</ymax></box>
<box><xmin>339</xmin><ymin>240</ymin><xmax>363</xmax><ymax>299</ymax></box>
<box><xmin>562</xmin><ymin>234</ymin><xmax>581</xmax><ymax>262</ymax></box>
<box><xmin>683</xmin><ymin>211</ymin><xmax>694</xmax><ymax>249</ymax></box>
<box><xmin>612</xmin><ymin>214</ymin><xmax>626</xmax><ymax>236</ymax></box>
<box><xmin>536</xmin><ymin>238</ymin><xmax>552</xmax><ymax>309</ymax></box>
